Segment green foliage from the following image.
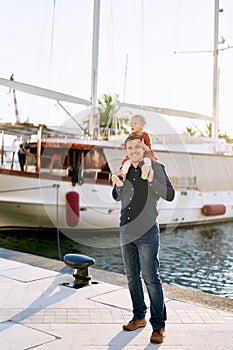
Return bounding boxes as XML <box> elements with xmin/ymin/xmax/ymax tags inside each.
<box><xmin>219</xmin><ymin>131</ymin><xmax>233</xmax><ymax>144</ymax></box>
<box><xmin>98</xmin><ymin>94</ymin><xmax>114</xmax><ymax>128</ymax></box>
<box><xmin>97</xmin><ymin>93</ymin><xmax>129</xmax><ymax>138</ymax></box>
<box><xmin>98</xmin><ymin>94</ymin><xmax>115</xmax><ymax>128</ymax></box>
<box><xmin>80</xmin><ymin>93</ymin><xmax>129</xmax><ymax>138</ymax></box>
<box><xmin>185</xmin><ymin>122</ymin><xmax>212</xmax><ymax>137</ymax></box>
<box><xmin>184</xmin><ymin>122</ymin><xmax>233</xmax><ymax>144</ymax></box>
<box><xmin>185</xmin><ymin>126</ymin><xmax>197</xmax><ymax>136</ymax></box>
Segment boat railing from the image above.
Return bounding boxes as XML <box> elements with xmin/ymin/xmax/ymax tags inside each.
<box><xmin>152</xmin><ymin>133</ymin><xmax>229</xmax><ymax>145</ymax></box>
<box><xmin>98</xmin><ymin>127</ymin><xmax>128</xmax><ymax>141</ymax></box>
<box><xmin>3</xmin><ymin>151</ymin><xmax>36</xmax><ymax>172</ymax></box>
<box><xmin>81</xmin><ymin>168</ymin><xmax>111</xmax><ymax>181</ymax></box>
<box><xmin>170</xmin><ymin>176</ymin><xmax>198</xmax><ymax>190</ymax></box>
<box><xmin>39</xmin><ymin>168</ymin><xmax>67</xmax><ymax>176</ymax></box>
<box><xmin>3</xmin><ymin>151</ymin><xmax>65</xmax><ymax>175</ymax></box>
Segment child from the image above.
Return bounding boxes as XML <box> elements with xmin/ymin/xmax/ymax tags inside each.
<box><xmin>112</xmin><ymin>114</ymin><xmax>158</xmax><ymax>186</ymax></box>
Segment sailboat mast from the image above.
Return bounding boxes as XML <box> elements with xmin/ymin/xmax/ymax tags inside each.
<box><xmin>90</xmin><ymin>0</ymin><xmax>101</xmax><ymax>139</ymax></box>
<box><xmin>212</xmin><ymin>0</ymin><xmax>220</xmax><ymax>138</ymax></box>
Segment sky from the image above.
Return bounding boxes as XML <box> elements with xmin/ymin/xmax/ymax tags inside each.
<box><xmin>0</xmin><ymin>0</ymin><xmax>233</xmax><ymax>136</ymax></box>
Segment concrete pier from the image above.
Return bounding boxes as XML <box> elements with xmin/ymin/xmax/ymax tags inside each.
<box><xmin>0</xmin><ymin>247</ymin><xmax>232</xmax><ymax>349</ymax></box>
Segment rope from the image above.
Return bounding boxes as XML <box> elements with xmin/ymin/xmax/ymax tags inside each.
<box><xmin>0</xmin><ymin>185</ymin><xmax>58</xmax><ymax>194</ymax></box>
<box><xmin>49</xmin><ymin>0</ymin><xmax>56</xmax><ymax>80</ymax></box>
<box><xmin>54</xmin><ymin>184</ymin><xmax>62</xmax><ymax>261</ymax></box>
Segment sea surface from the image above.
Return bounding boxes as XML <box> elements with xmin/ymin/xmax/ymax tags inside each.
<box><xmin>0</xmin><ymin>222</ymin><xmax>232</xmax><ymax>298</ymax></box>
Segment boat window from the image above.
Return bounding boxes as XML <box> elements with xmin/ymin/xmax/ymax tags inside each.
<box><xmin>83</xmin><ymin>147</ymin><xmax>109</xmax><ymax>171</ymax></box>
<box><xmin>102</xmin><ymin>147</ymin><xmax>125</xmax><ymax>174</ymax></box>
<box><xmin>41</xmin><ymin>147</ymin><xmax>68</xmax><ymax>169</ymax></box>
<box><xmin>81</xmin><ymin>147</ymin><xmax>111</xmax><ymax>181</ymax></box>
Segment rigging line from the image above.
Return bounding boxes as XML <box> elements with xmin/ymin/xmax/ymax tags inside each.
<box><xmin>174</xmin><ymin>49</ymin><xmax>213</xmax><ymax>54</ymax></box>
<box><xmin>218</xmin><ymin>45</ymin><xmax>233</xmax><ymax>52</ymax></box>
<box><xmin>123</xmin><ymin>54</ymin><xmax>128</xmax><ymax>103</ymax></box>
<box><xmin>49</xmin><ymin>0</ymin><xmax>56</xmax><ymax>83</ymax></box>
<box><xmin>140</xmin><ymin>0</ymin><xmax>144</xmax><ymax>103</ymax></box>
<box><xmin>109</xmin><ymin>0</ymin><xmax>116</xmax><ymax>93</ymax></box>
<box><xmin>174</xmin><ymin>45</ymin><xmax>233</xmax><ymax>54</ymax></box>
<box><xmin>36</xmin><ymin>0</ymin><xmax>51</xmax><ymax>81</ymax></box>
<box><xmin>168</xmin><ymin>0</ymin><xmax>181</xmax><ymax>109</ymax></box>
<box><xmin>57</xmin><ymin>102</ymin><xmax>85</xmax><ymax>132</ymax></box>
<box><xmin>174</xmin><ymin>45</ymin><xmax>233</xmax><ymax>55</ymax></box>
<box><xmin>0</xmin><ymin>185</ymin><xmax>59</xmax><ymax>194</ymax></box>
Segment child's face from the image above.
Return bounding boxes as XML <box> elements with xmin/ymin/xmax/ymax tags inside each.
<box><xmin>131</xmin><ymin>118</ymin><xmax>144</xmax><ymax>133</ymax></box>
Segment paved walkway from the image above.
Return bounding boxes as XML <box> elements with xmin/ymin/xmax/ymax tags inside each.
<box><xmin>0</xmin><ymin>248</ymin><xmax>233</xmax><ymax>349</ymax></box>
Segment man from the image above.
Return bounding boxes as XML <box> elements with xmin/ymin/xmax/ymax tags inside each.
<box><xmin>18</xmin><ymin>140</ymin><xmax>30</xmax><ymax>171</ymax></box>
<box><xmin>112</xmin><ymin>133</ymin><xmax>175</xmax><ymax>344</ymax></box>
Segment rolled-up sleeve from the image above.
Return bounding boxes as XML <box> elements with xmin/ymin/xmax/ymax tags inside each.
<box><xmin>112</xmin><ymin>185</ymin><xmax>123</xmax><ymax>201</ymax></box>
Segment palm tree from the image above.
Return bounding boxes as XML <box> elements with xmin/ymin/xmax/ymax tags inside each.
<box><xmin>81</xmin><ymin>93</ymin><xmax>129</xmax><ymax>139</ymax></box>
<box><xmin>185</xmin><ymin>126</ymin><xmax>197</xmax><ymax>136</ymax></box>
<box><xmin>184</xmin><ymin>122</ymin><xmax>212</xmax><ymax>137</ymax></box>
<box><xmin>97</xmin><ymin>94</ymin><xmax>128</xmax><ymax>139</ymax></box>
<box><xmin>98</xmin><ymin>94</ymin><xmax>115</xmax><ymax>128</ymax></box>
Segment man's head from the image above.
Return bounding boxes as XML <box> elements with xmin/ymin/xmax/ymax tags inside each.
<box><xmin>124</xmin><ymin>134</ymin><xmax>144</xmax><ymax>164</ymax></box>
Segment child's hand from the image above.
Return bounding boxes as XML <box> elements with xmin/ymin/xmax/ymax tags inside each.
<box><xmin>141</xmin><ymin>139</ymin><xmax>150</xmax><ymax>152</ymax></box>
<box><xmin>134</xmin><ymin>139</ymin><xmax>150</xmax><ymax>152</ymax></box>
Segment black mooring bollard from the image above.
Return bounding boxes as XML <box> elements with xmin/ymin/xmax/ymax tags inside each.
<box><xmin>63</xmin><ymin>253</ymin><xmax>95</xmax><ymax>288</ymax></box>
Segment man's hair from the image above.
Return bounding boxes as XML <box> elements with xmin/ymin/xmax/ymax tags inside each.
<box><xmin>124</xmin><ymin>133</ymin><xmax>143</xmax><ymax>146</ymax></box>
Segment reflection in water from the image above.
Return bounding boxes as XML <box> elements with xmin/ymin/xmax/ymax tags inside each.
<box><xmin>160</xmin><ymin>224</ymin><xmax>233</xmax><ymax>298</ymax></box>
<box><xmin>0</xmin><ymin>223</ymin><xmax>232</xmax><ymax>298</ymax></box>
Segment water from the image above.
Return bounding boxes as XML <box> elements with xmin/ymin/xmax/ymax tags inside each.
<box><xmin>0</xmin><ymin>222</ymin><xmax>232</xmax><ymax>298</ymax></box>
<box><xmin>159</xmin><ymin>224</ymin><xmax>233</xmax><ymax>298</ymax></box>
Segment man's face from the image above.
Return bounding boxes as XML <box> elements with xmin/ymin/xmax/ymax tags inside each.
<box><xmin>125</xmin><ymin>139</ymin><xmax>144</xmax><ymax>163</ymax></box>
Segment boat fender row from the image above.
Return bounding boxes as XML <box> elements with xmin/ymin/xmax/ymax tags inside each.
<box><xmin>66</xmin><ymin>191</ymin><xmax>80</xmax><ymax>227</ymax></box>
<box><xmin>201</xmin><ymin>204</ymin><xmax>226</xmax><ymax>216</ymax></box>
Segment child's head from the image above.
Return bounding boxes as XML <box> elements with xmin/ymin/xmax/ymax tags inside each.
<box><xmin>131</xmin><ymin>115</ymin><xmax>146</xmax><ymax>133</ymax></box>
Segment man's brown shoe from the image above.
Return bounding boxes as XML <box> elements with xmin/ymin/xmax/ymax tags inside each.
<box><xmin>123</xmin><ymin>319</ymin><xmax>146</xmax><ymax>331</ymax></box>
<box><xmin>150</xmin><ymin>328</ymin><xmax>166</xmax><ymax>344</ymax></box>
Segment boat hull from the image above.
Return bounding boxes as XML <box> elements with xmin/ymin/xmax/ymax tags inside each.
<box><xmin>0</xmin><ymin>170</ymin><xmax>120</xmax><ymax>230</ymax></box>
<box><xmin>1</xmin><ymin>170</ymin><xmax>233</xmax><ymax>231</ymax></box>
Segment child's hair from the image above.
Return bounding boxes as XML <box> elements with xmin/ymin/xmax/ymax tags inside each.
<box><xmin>131</xmin><ymin>114</ymin><xmax>147</xmax><ymax>126</ymax></box>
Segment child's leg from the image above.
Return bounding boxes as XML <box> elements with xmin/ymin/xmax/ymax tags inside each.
<box><xmin>141</xmin><ymin>157</ymin><xmax>152</xmax><ymax>180</ymax></box>
<box><xmin>116</xmin><ymin>159</ymin><xmax>132</xmax><ymax>178</ymax></box>
<box><xmin>112</xmin><ymin>159</ymin><xmax>132</xmax><ymax>187</ymax></box>
<box><xmin>143</xmin><ymin>157</ymin><xmax>152</xmax><ymax>167</ymax></box>
<box><xmin>147</xmin><ymin>167</ymin><xmax>154</xmax><ymax>182</ymax></box>
<box><xmin>121</xmin><ymin>159</ymin><xmax>132</xmax><ymax>175</ymax></box>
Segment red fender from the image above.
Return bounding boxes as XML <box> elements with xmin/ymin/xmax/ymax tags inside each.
<box><xmin>201</xmin><ymin>204</ymin><xmax>226</xmax><ymax>216</ymax></box>
<box><xmin>66</xmin><ymin>191</ymin><xmax>80</xmax><ymax>227</ymax></box>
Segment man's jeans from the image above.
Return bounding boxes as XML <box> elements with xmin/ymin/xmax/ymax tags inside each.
<box><xmin>120</xmin><ymin>223</ymin><xmax>167</xmax><ymax>329</ymax></box>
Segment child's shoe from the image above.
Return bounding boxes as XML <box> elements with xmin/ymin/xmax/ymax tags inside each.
<box><xmin>111</xmin><ymin>175</ymin><xmax>123</xmax><ymax>187</ymax></box>
<box><xmin>141</xmin><ymin>165</ymin><xmax>150</xmax><ymax>180</ymax></box>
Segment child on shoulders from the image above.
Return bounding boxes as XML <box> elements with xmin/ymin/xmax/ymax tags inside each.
<box><xmin>112</xmin><ymin>114</ymin><xmax>158</xmax><ymax>187</ymax></box>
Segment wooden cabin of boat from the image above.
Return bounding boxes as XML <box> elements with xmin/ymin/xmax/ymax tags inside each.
<box><xmin>0</xmin><ymin>122</ymin><xmax>112</xmax><ymax>185</ymax></box>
